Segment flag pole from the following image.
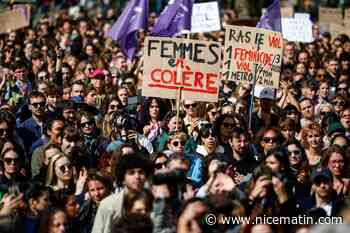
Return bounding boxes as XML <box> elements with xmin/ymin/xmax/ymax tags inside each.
<box><xmin>248</xmin><ymin>64</ymin><xmax>257</xmax><ymax>130</ymax></box>
<box><xmin>175</xmin><ymin>32</ymin><xmax>190</xmax><ymax>130</ymax></box>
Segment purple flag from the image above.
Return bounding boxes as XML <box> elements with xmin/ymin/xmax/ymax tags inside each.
<box><xmin>151</xmin><ymin>0</ymin><xmax>194</xmax><ymax>37</ymax></box>
<box><xmin>107</xmin><ymin>0</ymin><xmax>149</xmax><ymax>59</ymax></box>
<box><xmin>256</xmin><ymin>0</ymin><xmax>282</xmax><ymax>33</ymax></box>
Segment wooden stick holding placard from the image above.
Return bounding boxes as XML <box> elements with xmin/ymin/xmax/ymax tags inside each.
<box><xmin>248</xmin><ymin>64</ymin><xmax>258</xmax><ymax>130</ymax></box>
<box><xmin>176</xmin><ymin>86</ymin><xmax>183</xmax><ymax>130</ymax></box>
<box><xmin>175</xmin><ymin>32</ymin><xmax>190</xmax><ymax>130</ymax></box>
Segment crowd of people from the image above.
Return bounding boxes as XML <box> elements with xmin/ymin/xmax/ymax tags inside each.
<box><xmin>0</xmin><ymin>1</ymin><xmax>350</xmax><ymax>233</ymax></box>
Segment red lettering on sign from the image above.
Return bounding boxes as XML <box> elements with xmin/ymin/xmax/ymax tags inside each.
<box><xmin>236</xmin><ymin>61</ymin><xmax>251</xmax><ymax>72</ymax></box>
<box><xmin>151</xmin><ymin>69</ymin><xmax>161</xmax><ymax>82</ymax></box>
<box><xmin>148</xmin><ymin>68</ymin><xmax>218</xmax><ymax>94</ymax></box>
<box><xmin>182</xmin><ymin>71</ymin><xmax>193</xmax><ymax>87</ymax></box>
<box><xmin>161</xmin><ymin>70</ymin><xmax>173</xmax><ymax>84</ymax></box>
<box><xmin>268</xmin><ymin>35</ymin><xmax>282</xmax><ymax>49</ymax></box>
<box><xmin>206</xmin><ymin>73</ymin><xmax>217</xmax><ymax>92</ymax></box>
<box><xmin>194</xmin><ymin>72</ymin><xmax>204</xmax><ymax>88</ymax></box>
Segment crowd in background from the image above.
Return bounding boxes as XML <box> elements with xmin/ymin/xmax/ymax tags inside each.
<box><xmin>0</xmin><ymin>1</ymin><xmax>350</xmax><ymax>233</ymax></box>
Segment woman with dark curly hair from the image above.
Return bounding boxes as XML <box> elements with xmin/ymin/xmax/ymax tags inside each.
<box><xmin>141</xmin><ymin>98</ymin><xmax>168</xmax><ymax>144</ymax></box>
<box><xmin>78</xmin><ymin>111</ymin><xmax>109</xmax><ymax>169</ymax></box>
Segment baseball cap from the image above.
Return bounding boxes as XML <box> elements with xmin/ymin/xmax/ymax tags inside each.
<box><xmin>89</xmin><ymin>69</ymin><xmax>105</xmax><ymax>79</ymax></box>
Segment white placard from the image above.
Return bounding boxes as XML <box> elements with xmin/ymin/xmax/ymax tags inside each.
<box><xmin>294</xmin><ymin>13</ymin><xmax>310</xmax><ymax>19</ymax></box>
<box><xmin>282</xmin><ymin>18</ymin><xmax>314</xmax><ymax>43</ymax></box>
<box><xmin>191</xmin><ymin>1</ymin><xmax>221</xmax><ymax>33</ymax></box>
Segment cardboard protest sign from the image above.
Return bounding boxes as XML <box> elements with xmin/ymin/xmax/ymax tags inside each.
<box><xmin>142</xmin><ymin>37</ymin><xmax>222</xmax><ymax>102</ymax></box>
<box><xmin>223</xmin><ymin>25</ymin><xmax>283</xmax><ymax>89</ymax></box>
<box><xmin>12</xmin><ymin>4</ymin><xmax>31</xmax><ymax>25</ymax></box>
<box><xmin>319</xmin><ymin>7</ymin><xmax>342</xmax><ymax>25</ymax></box>
<box><xmin>191</xmin><ymin>1</ymin><xmax>220</xmax><ymax>33</ymax></box>
<box><xmin>344</xmin><ymin>9</ymin><xmax>350</xmax><ymax>26</ymax></box>
<box><xmin>282</xmin><ymin>18</ymin><xmax>313</xmax><ymax>43</ymax></box>
<box><xmin>0</xmin><ymin>11</ymin><xmax>28</xmax><ymax>33</ymax></box>
<box><xmin>329</xmin><ymin>23</ymin><xmax>350</xmax><ymax>37</ymax></box>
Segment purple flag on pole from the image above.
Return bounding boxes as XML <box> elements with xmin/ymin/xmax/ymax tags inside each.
<box><xmin>151</xmin><ymin>0</ymin><xmax>194</xmax><ymax>37</ymax></box>
<box><xmin>107</xmin><ymin>0</ymin><xmax>149</xmax><ymax>59</ymax></box>
<box><xmin>256</xmin><ymin>0</ymin><xmax>282</xmax><ymax>33</ymax></box>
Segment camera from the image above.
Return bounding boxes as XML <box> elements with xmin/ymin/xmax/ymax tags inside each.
<box><xmin>152</xmin><ymin>170</ymin><xmax>186</xmax><ymax>185</ymax></box>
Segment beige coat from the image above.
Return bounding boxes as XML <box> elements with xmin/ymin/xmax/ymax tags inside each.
<box><xmin>91</xmin><ymin>189</ymin><xmax>126</xmax><ymax>233</ymax></box>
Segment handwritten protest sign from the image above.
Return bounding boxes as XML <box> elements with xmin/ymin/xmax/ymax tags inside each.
<box><xmin>319</xmin><ymin>7</ymin><xmax>343</xmax><ymax>25</ymax></box>
<box><xmin>12</xmin><ymin>5</ymin><xmax>31</xmax><ymax>25</ymax></box>
<box><xmin>223</xmin><ymin>25</ymin><xmax>283</xmax><ymax>89</ymax></box>
<box><xmin>0</xmin><ymin>11</ymin><xmax>28</xmax><ymax>33</ymax></box>
<box><xmin>142</xmin><ymin>37</ymin><xmax>222</xmax><ymax>102</ymax></box>
<box><xmin>191</xmin><ymin>1</ymin><xmax>220</xmax><ymax>33</ymax></box>
<box><xmin>329</xmin><ymin>23</ymin><xmax>350</xmax><ymax>37</ymax></box>
<box><xmin>344</xmin><ymin>9</ymin><xmax>350</xmax><ymax>27</ymax></box>
<box><xmin>282</xmin><ymin>18</ymin><xmax>313</xmax><ymax>42</ymax></box>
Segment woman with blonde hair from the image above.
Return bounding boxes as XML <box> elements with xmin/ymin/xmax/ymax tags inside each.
<box><xmin>45</xmin><ymin>153</ymin><xmax>75</xmax><ymax>192</ymax></box>
<box><xmin>300</xmin><ymin>122</ymin><xmax>324</xmax><ymax>171</ymax></box>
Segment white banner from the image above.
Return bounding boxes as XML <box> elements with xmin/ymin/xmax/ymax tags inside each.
<box><xmin>191</xmin><ymin>1</ymin><xmax>221</xmax><ymax>33</ymax></box>
<box><xmin>282</xmin><ymin>18</ymin><xmax>314</xmax><ymax>43</ymax></box>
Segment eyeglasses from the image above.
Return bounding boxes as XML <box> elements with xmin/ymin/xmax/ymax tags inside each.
<box><xmin>38</xmin><ymin>74</ymin><xmax>49</xmax><ymax>80</ymax></box>
<box><xmin>109</xmin><ymin>104</ymin><xmax>120</xmax><ymax>110</ymax></box>
<box><xmin>287</xmin><ymin>110</ymin><xmax>298</xmax><ymax>115</ymax></box>
<box><xmin>31</xmin><ymin>102</ymin><xmax>46</xmax><ymax>108</ymax></box>
<box><xmin>263</xmin><ymin>137</ymin><xmax>278</xmax><ymax>143</ymax></box>
<box><xmin>4</xmin><ymin>157</ymin><xmax>19</xmax><ymax>164</ymax></box>
<box><xmin>288</xmin><ymin>150</ymin><xmax>301</xmax><ymax>156</ymax></box>
<box><xmin>59</xmin><ymin>163</ymin><xmax>72</xmax><ymax>173</ymax></box>
<box><xmin>80</xmin><ymin>121</ymin><xmax>94</xmax><ymax>128</ymax></box>
<box><xmin>320</xmin><ymin>111</ymin><xmax>331</xmax><ymax>116</ymax></box>
<box><xmin>172</xmin><ymin>140</ymin><xmax>186</xmax><ymax>147</ymax></box>
<box><xmin>333</xmin><ymin>101</ymin><xmax>346</xmax><ymax>106</ymax></box>
<box><xmin>123</xmin><ymin>82</ymin><xmax>133</xmax><ymax>85</ymax></box>
<box><xmin>337</xmin><ymin>87</ymin><xmax>347</xmax><ymax>91</ymax></box>
<box><xmin>184</xmin><ymin>103</ymin><xmax>197</xmax><ymax>109</ymax></box>
<box><xmin>0</xmin><ymin>128</ymin><xmax>9</xmax><ymax>135</ymax></box>
<box><xmin>154</xmin><ymin>162</ymin><xmax>166</xmax><ymax>169</ymax></box>
<box><xmin>202</xmin><ymin>131</ymin><xmax>215</xmax><ymax>138</ymax></box>
<box><xmin>222</xmin><ymin>122</ymin><xmax>235</xmax><ymax>129</ymax></box>
<box><xmin>314</xmin><ymin>178</ymin><xmax>331</xmax><ymax>186</ymax></box>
